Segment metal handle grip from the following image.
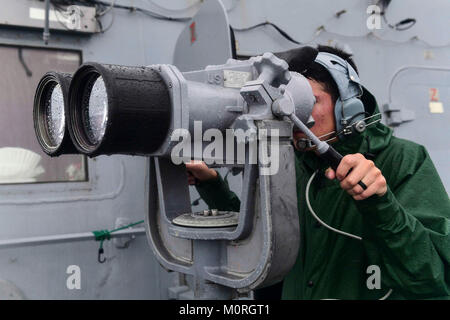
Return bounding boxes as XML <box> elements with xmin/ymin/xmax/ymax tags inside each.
<box><xmin>320</xmin><ymin>146</ymin><xmax>367</xmax><ymax>190</ymax></box>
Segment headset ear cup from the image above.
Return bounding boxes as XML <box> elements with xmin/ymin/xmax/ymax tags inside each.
<box><xmin>336</xmin><ymin>98</ymin><xmax>365</xmax><ymax>139</ymax></box>
<box><xmin>334</xmin><ymin>98</ymin><xmax>344</xmax><ymax>135</ymax></box>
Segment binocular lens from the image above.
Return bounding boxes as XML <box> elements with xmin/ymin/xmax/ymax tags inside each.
<box><xmin>81</xmin><ymin>75</ymin><xmax>108</xmax><ymax>146</ymax></box>
<box><xmin>46</xmin><ymin>83</ymin><xmax>65</xmax><ymax>147</ymax></box>
<box><xmin>34</xmin><ymin>72</ymin><xmax>78</xmax><ymax>156</ymax></box>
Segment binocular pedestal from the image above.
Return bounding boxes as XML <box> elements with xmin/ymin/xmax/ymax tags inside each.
<box><xmin>145</xmin><ymin>120</ymin><xmax>300</xmax><ymax>299</ymax></box>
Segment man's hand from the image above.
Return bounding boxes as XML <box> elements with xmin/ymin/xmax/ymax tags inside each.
<box><xmin>324</xmin><ymin>153</ymin><xmax>387</xmax><ymax>200</ymax></box>
<box><xmin>185</xmin><ymin>160</ymin><xmax>218</xmax><ymax>185</ymax></box>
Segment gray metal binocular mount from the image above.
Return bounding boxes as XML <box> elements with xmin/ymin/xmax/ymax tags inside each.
<box><xmin>34</xmin><ymin>51</ymin><xmax>317</xmax><ymax>299</ymax></box>
<box><xmin>145</xmin><ymin>53</ymin><xmax>316</xmax><ymax>299</ymax></box>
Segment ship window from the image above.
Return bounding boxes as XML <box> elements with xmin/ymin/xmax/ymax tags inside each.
<box><xmin>0</xmin><ymin>45</ymin><xmax>87</xmax><ymax>184</ymax></box>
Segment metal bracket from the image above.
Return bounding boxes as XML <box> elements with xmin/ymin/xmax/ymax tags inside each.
<box><xmin>113</xmin><ymin>217</ymin><xmax>137</xmax><ymax>249</ymax></box>
<box><xmin>383</xmin><ymin>103</ymin><xmax>415</xmax><ymax>126</ymax></box>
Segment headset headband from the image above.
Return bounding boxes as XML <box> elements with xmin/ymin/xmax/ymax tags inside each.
<box><xmin>314</xmin><ymin>52</ymin><xmax>363</xmax><ymax>101</ymax></box>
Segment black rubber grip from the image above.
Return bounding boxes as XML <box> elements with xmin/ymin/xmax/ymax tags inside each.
<box><xmin>319</xmin><ymin>146</ymin><xmax>367</xmax><ymax>190</ymax></box>
<box><xmin>68</xmin><ymin>62</ymin><xmax>172</xmax><ymax>156</ymax></box>
<box><xmin>319</xmin><ymin>145</ymin><xmax>343</xmax><ymax>172</ymax></box>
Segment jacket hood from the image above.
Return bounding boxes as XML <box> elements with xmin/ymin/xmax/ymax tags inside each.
<box><xmin>295</xmin><ymin>86</ymin><xmax>394</xmax><ymax>172</ymax></box>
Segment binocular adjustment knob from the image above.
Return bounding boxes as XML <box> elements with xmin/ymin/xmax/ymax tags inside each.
<box><xmin>253</xmin><ymin>52</ymin><xmax>291</xmax><ymax>87</ymax></box>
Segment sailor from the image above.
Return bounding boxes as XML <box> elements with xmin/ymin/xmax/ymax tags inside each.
<box><xmin>186</xmin><ymin>45</ymin><xmax>450</xmax><ymax>300</ymax></box>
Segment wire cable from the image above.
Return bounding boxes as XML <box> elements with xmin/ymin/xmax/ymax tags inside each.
<box><xmin>232</xmin><ymin>21</ymin><xmax>301</xmax><ymax>45</ymax></box>
<box><xmin>94</xmin><ymin>0</ymin><xmax>116</xmax><ymax>33</ymax></box>
<box><xmin>98</xmin><ymin>7</ymin><xmax>115</xmax><ymax>33</ymax></box>
<box><xmin>91</xmin><ymin>0</ymin><xmax>193</xmax><ymax>21</ymax></box>
<box><xmin>376</xmin><ymin>0</ymin><xmax>416</xmax><ymax>31</ymax></box>
<box><xmin>382</xmin><ymin>13</ymin><xmax>416</xmax><ymax>31</ymax></box>
<box><xmin>50</xmin><ymin>0</ymin><xmax>192</xmax><ymax>33</ymax></box>
<box><xmin>379</xmin><ymin>288</ymin><xmax>393</xmax><ymax>300</ymax></box>
<box><xmin>145</xmin><ymin>0</ymin><xmax>239</xmax><ymax>14</ymax></box>
<box><xmin>96</xmin><ymin>0</ymin><xmax>115</xmax><ymax>16</ymax></box>
<box><xmin>306</xmin><ymin>170</ymin><xmax>362</xmax><ymax>240</ymax></box>
<box><xmin>233</xmin><ymin>13</ymin><xmax>447</xmax><ymax>50</ymax></box>
<box><xmin>306</xmin><ymin>170</ymin><xmax>393</xmax><ymax>299</ymax></box>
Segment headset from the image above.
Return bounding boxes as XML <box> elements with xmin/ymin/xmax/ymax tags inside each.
<box><xmin>314</xmin><ymin>52</ymin><xmax>366</xmax><ymax>139</ymax></box>
<box><xmin>296</xmin><ymin>51</ymin><xmax>367</xmax><ymax>150</ymax></box>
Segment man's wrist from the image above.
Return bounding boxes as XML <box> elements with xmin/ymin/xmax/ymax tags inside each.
<box><xmin>354</xmin><ymin>185</ymin><xmax>401</xmax><ymax>229</ymax></box>
<box><xmin>196</xmin><ymin>169</ymin><xmax>220</xmax><ymax>186</ymax></box>
<box><xmin>207</xmin><ymin>168</ymin><xmax>218</xmax><ymax>180</ymax></box>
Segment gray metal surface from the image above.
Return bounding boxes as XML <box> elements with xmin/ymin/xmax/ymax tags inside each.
<box><xmin>173</xmin><ymin>0</ymin><xmax>232</xmax><ymax>72</ymax></box>
<box><xmin>387</xmin><ymin>66</ymin><xmax>450</xmax><ymax>191</ymax></box>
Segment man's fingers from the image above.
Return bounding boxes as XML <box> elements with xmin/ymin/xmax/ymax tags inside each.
<box><xmin>185</xmin><ymin>160</ymin><xmax>206</xmax><ymax>171</ymax></box>
<box><xmin>325</xmin><ymin>167</ymin><xmax>335</xmax><ymax>180</ymax></box>
<box><xmin>185</xmin><ymin>160</ymin><xmax>217</xmax><ymax>182</ymax></box>
<box><xmin>186</xmin><ymin>161</ymin><xmax>209</xmax><ymax>178</ymax></box>
<box><xmin>340</xmin><ymin>159</ymin><xmax>374</xmax><ymax>190</ymax></box>
<box><xmin>353</xmin><ymin>175</ymin><xmax>387</xmax><ymax>200</ymax></box>
<box><xmin>349</xmin><ymin>167</ymin><xmax>379</xmax><ymax>195</ymax></box>
<box><xmin>336</xmin><ymin>153</ymin><xmax>365</xmax><ymax>181</ymax></box>
<box><xmin>330</xmin><ymin>153</ymin><xmax>387</xmax><ymax>200</ymax></box>
<box><xmin>352</xmin><ymin>180</ymin><xmax>380</xmax><ymax>200</ymax></box>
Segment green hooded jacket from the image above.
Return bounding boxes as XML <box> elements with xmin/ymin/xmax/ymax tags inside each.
<box><xmin>195</xmin><ymin>88</ymin><xmax>450</xmax><ymax>300</ymax></box>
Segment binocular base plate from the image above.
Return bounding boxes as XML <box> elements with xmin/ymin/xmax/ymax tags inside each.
<box><xmin>172</xmin><ymin>210</ymin><xmax>238</xmax><ymax>228</ymax></box>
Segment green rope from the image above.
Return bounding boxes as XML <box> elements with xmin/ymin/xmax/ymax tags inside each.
<box><xmin>92</xmin><ymin>220</ymin><xmax>144</xmax><ymax>263</ymax></box>
<box><xmin>92</xmin><ymin>229</ymin><xmax>111</xmax><ymax>242</ymax></box>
